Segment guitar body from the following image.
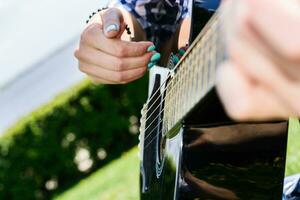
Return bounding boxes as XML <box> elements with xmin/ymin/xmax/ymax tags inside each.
<box><xmin>139</xmin><ymin>1</ymin><xmax>288</xmax><ymax>199</ymax></box>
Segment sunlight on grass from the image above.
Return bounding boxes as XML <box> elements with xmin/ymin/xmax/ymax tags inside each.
<box><xmin>54</xmin><ymin>148</ymin><xmax>139</xmax><ymax>200</ymax></box>
<box><xmin>285</xmin><ymin>118</ymin><xmax>300</xmax><ymax>176</ymax></box>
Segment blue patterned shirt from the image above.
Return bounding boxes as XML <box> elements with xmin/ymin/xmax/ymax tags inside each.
<box><xmin>109</xmin><ymin>0</ymin><xmax>190</xmax><ymax>45</ymax></box>
<box><xmin>108</xmin><ymin>0</ymin><xmax>222</xmax><ymax>45</ymax></box>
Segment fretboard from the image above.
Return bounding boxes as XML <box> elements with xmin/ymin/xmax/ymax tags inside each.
<box><xmin>162</xmin><ymin>14</ymin><xmax>225</xmax><ymax>136</ymax></box>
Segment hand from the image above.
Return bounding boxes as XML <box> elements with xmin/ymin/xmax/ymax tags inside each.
<box><xmin>217</xmin><ymin>0</ymin><xmax>300</xmax><ymax>121</ymax></box>
<box><xmin>74</xmin><ymin>8</ymin><xmax>157</xmax><ymax>84</ymax></box>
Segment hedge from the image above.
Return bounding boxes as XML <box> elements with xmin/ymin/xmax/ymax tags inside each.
<box><xmin>0</xmin><ymin>77</ymin><xmax>148</xmax><ymax>200</ymax></box>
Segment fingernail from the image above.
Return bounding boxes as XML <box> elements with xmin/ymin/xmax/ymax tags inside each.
<box><xmin>150</xmin><ymin>53</ymin><xmax>161</xmax><ymax>62</ymax></box>
<box><xmin>148</xmin><ymin>62</ymin><xmax>155</xmax><ymax>69</ymax></box>
<box><xmin>172</xmin><ymin>55</ymin><xmax>180</xmax><ymax>64</ymax></box>
<box><xmin>147</xmin><ymin>45</ymin><xmax>156</xmax><ymax>52</ymax></box>
<box><xmin>178</xmin><ymin>49</ymin><xmax>185</xmax><ymax>56</ymax></box>
<box><xmin>104</xmin><ymin>24</ymin><xmax>119</xmax><ymax>33</ymax></box>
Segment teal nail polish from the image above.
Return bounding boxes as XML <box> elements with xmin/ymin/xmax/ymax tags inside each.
<box><xmin>150</xmin><ymin>53</ymin><xmax>161</xmax><ymax>62</ymax></box>
<box><xmin>172</xmin><ymin>55</ymin><xmax>180</xmax><ymax>64</ymax></box>
<box><xmin>147</xmin><ymin>62</ymin><xmax>155</xmax><ymax>69</ymax></box>
<box><xmin>178</xmin><ymin>49</ymin><xmax>185</xmax><ymax>56</ymax></box>
<box><xmin>147</xmin><ymin>45</ymin><xmax>156</xmax><ymax>52</ymax></box>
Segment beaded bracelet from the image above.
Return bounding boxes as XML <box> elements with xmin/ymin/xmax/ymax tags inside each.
<box><xmin>86</xmin><ymin>7</ymin><xmax>108</xmax><ymax>24</ymax></box>
<box><xmin>85</xmin><ymin>7</ymin><xmax>132</xmax><ymax>35</ymax></box>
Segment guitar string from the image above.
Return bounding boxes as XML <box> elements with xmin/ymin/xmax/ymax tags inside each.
<box><xmin>141</xmin><ymin>61</ymin><xmax>212</xmax><ymax>145</ymax></box>
<box><xmin>141</xmin><ymin>18</ymin><xmax>218</xmax><ymax>120</ymax></box>
<box><xmin>141</xmin><ymin>20</ymin><xmax>219</xmax><ymax>129</ymax></box>
<box><xmin>141</xmin><ymin>71</ymin><xmax>188</xmax><ymax>141</ymax></box>
<box><xmin>141</xmin><ymin>16</ymin><xmax>225</xmax><ymax>153</ymax></box>
<box><xmin>142</xmin><ymin>54</ymin><xmax>224</xmax><ymax>152</ymax></box>
<box><xmin>141</xmin><ymin>21</ymin><xmax>220</xmax><ymax>144</ymax></box>
<box><xmin>142</xmin><ymin>60</ymin><xmax>215</xmax><ymax>151</ymax></box>
<box><xmin>142</xmin><ymin>33</ymin><xmax>214</xmax><ymax>136</ymax></box>
<box><xmin>141</xmin><ymin>56</ymin><xmax>192</xmax><ymax>120</ymax></box>
<box><xmin>143</xmin><ymin>57</ymin><xmax>219</xmax><ymax>152</ymax></box>
<box><xmin>142</xmin><ymin>38</ymin><xmax>207</xmax><ymax>130</ymax></box>
<box><xmin>141</xmin><ymin>49</ymin><xmax>215</xmax><ymax>148</ymax></box>
<box><xmin>142</xmin><ymin>76</ymin><xmax>212</xmax><ymax>151</ymax></box>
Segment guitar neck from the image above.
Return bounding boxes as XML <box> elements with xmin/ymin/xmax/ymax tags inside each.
<box><xmin>162</xmin><ymin>14</ymin><xmax>225</xmax><ymax>136</ymax></box>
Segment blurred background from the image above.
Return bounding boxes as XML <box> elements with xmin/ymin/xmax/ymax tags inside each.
<box><xmin>0</xmin><ymin>0</ymin><xmax>147</xmax><ymax>199</ymax></box>
<box><xmin>1</xmin><ymin>1</ymin><xmax>300</xmax><ymax>200</ymax></box>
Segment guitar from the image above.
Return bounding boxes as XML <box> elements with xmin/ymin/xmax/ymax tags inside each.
<box><xmin>139</xmin><ymin>1</ymin><xmax>288</xmax><ymax>199</ymax></box>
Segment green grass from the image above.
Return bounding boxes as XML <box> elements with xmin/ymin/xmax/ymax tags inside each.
<box><xmin>55</xmin><ymin>119</ymin><xmax>300</xmax><ymax>200</ymax></box>
<box><xmin>54</xmin><ymin>148</ymin><xmax>139</xmax><ymax>200</ymax></box>
<box><xmin>285</xmin><ymin>118</ymin><xmax>300</xmax><ymax>176</ymax></box>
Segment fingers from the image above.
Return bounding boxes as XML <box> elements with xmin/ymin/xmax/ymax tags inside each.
<box><xmin>216</xmin><ymin>62</ymin><xmax>292</xmax><ymax>121</ymax></box>
<box><xmin>76</xmin><ymin>7</ymin><xmax>155</xmax><ymax>85</ymax></box>
<box><xmin>242</xmin><ymin>0</ymin><xmax>300</xmax><ymax>62</ymax></box>
<box><xmin>89</xmin><ymin>76</ymin><xmax>118</xmax><ymax>84</ymax></box>
<box><xmin>228</xmin><ymin>6</ymin><xmax>300</xmax><ymax>117</ymax></box>
<box><xmin>75</xmin><ymin>45</ymin><xmax>154</xmax><ymax>71</ymax></box>
<box><xmin>229</xmin><ymin>28</ymin><xmax>287</xmax><ymax>96</ymax></box>
<box><xmin>81</xmin><ymin>23</ymin><xmax>153</xmax><ymax>57</ymax></box>
<box><xmin>227</xmin><ymin>32</ymin><xmax>299</xmax><ymax>119</ymax></box>
<box><xmin>219</xmin><ymin>0</ymin><xmax>300</xmax><ymax>120</ymax></box>
<box><xmin>100</xmin><ymin>8</ymin><xmax>125</xmax><ymax>38</ymax></box>
<box><xmin>78</xmin><ymin>61</ymin><xmax>147</xmax><ymax>84</ymax></box>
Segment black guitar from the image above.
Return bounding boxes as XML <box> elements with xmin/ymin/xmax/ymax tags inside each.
<box><xmin>139</xmin><ymin>1</ymin><xmax>288</xmax><ymax>199</ymax></box>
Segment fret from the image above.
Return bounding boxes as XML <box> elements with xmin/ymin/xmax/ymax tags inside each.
<box><xmin>190</xmin><ymin>49</ymin><xmax>197</xmax><ymax>105</ymax></box>
<box><xmin>172</xmin><ymin>66</ymin><xmax>182</xmax><ymax>125</ymax></box>
<box><xmin>161</xmin><ymin>15</ymin><xmax>222</xmax><ymax>134</ymax></box>
<box><xmin>204</xmin><ymin>44</ymin><xmax>210</xmax><ymax>92</ymax></box>
<box><xmin>201</xmin><ymin>40</ymin><xmax>207</xmax><ymax>98</ymax></box>
<box><xmin>171</xmin><ymin>71</ymin><xmax>176</xmax><ymax>126</ymax></box>
<box><xmin>182</xmin><ymin>62</ymin><xmax>187</xmax><ymax>116</ymax></box>
<box><xmin>210</xmin><ymin>24</ymin><xmax>218</xmax><ymax>88</ymax></box>
<box><xmin>175</xmin><ymin>75</ymin><xmax>179</xmax><ymax>125</ymax></box>
<box><xmin>183</xmin><ymin>59</ymin><xmax>189</xmax><ymax>115</ymax></box>
<box><xmin>164</xmin><ymin>82</ymin><xmax>170</xmax><ymax>133</ymax></box>
<box><xmin>172</xmin><ymin>78</ymin><xmax>176</xmax><ymax>126</ymax></box>
<box><xmin>203</xmin><ymin>45</ymin><xmax>208</xmax><ymax>98</ymax></box>
<box><xmin>210</xmin><ymin>33</ymin><xmax>217</xmax><ymax>88</ymax></box>
<box><xmin>187</xmin><ymin>57</ymin><xmax>192</xmax><ymax>109</ymax></box>
<box><xmin>190</xmin><ymin>45</ymin><xmax>198</xmax><ymax>106</ymax></box>
<box><xmin>175</xmin><ymin>68</ymin><xmax>180</xmax><ymax>125</ymax></box>
<box><xmin>191</xmin><ymin>49</ymin><xmax>198</xmax><ymax>106</ymax></box>
<box><xmin>196</xmin><ymin>56</ymin><xmax>201</xmax><ymax>102</ymax></box>
<box><xmin>180</xmin><ymin>60</ymin><xmax>186</xmax><ymax>120</ymax></box>
<box><xmin>184</xmin><ymin>56</ymin><xmax>189</xmax><ymax>109</ymax></box>
<box><xmin>196</xmin><ymin>41</ymin><xmax>203</xmax><ymax>100</ymax></box>
<box><xmin>169</xmin><ymin>79</ymin><xmax>175</xmax><ymax>128</ymax></box>
<box><xmin>202</xmin><ymin>34</ymin><xmax>208</xmax><ymax>97</ymax></box>
<box><xmin>168</xmin><ymin>80</ymin><xmax>172</xmax><ymax>126</ymax></box>
<box><xmin>206</xmin><ymin>29</ymin><xmax>213</xmax><ymax>90</ymax></box>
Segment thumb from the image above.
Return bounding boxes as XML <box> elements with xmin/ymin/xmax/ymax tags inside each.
<box><xmin>101</xmin><ymin>8</ymin><xmax>125</xmax><ymax>38</ymax></box>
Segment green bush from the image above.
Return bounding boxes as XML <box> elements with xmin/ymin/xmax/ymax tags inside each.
<box><xmin>0</xmin><ymin>77</ymin><xmax>148</xmax><ymax>200</ymax></box>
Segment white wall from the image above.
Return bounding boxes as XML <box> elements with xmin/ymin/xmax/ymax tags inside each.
<box><xmin>0</xmin><ymin>0</ymin><xmax>109</xmax><ymax>87</ymax></box>
<box><xmin>0</xmin><ymin>0</ymin><xmax>110</xmax><ymax>134</ymax></box>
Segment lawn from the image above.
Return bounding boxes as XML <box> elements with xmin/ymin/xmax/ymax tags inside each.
<box><xmin>285</xmin><ymin>118</ymin><xmax>300</xmax><ymax>176</ymax></box>
<box><xmin>54</xmin><ymin>148</ymin><xmax>140</xmax><ymax>200</ymax></box>
<box><xmin>55</xmin><ymin>119</ymin><xmax>300</xmax><ymax>200</ymax></box>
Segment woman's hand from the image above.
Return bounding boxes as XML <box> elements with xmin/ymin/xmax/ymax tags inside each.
<box><xmin>74</xmin><ymin>8</ymin><xmax>157</xmax><ymax>84</ymax></box>
<box><xmin>217</xmin><ymin>0</ymin><xmax>300</xmax><ymax>121</ymax></box>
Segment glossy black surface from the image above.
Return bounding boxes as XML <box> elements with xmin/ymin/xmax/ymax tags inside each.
<box><xmin>141</xmin><ymin>87</ymin><xmax>288</xmax><ymax>200</ymax></box>
<box><xmin>140</xmin><ymin>1</ymin><xmax>288</xmax><ymax>199</ymax></box>
<box><xmin>181</xmin><ymin>120</ymin><xmax>287</xmax><ymax>200</ymax></box>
